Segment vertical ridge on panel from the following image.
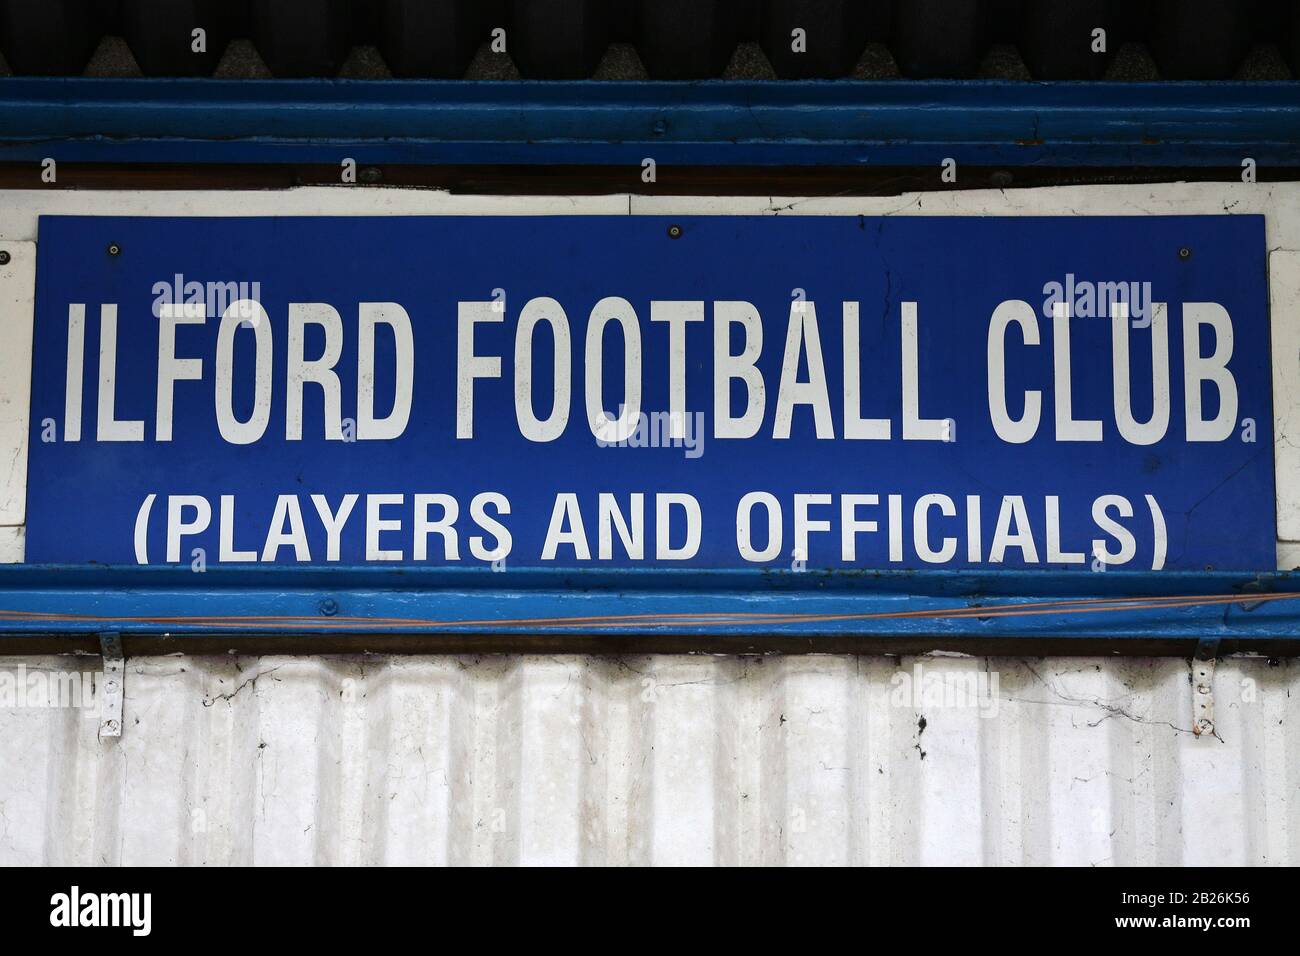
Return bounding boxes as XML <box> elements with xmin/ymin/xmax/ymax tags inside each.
<box><xmin>361</xmin><ymin>658</ymin><xmax>461</xmax><ymax>865</ymax></box>
<box><xmin>1177</xmin><ymin>660</ymin><xmax>1248</xmax><ymax>865</ymax></box>
<box><xmin>0</xmin><ymin>241</ymin><xmax>35</xmax><ymax>531</ymax></box>
<box><xmin>643</xmin><ymin>657</ymin><xmax>724</xmax><ymax>865</ymax></box>
<box><xmin>118</xmin><ymin>658</ymin><xmax>204</xmax><ymax>864</ymax></box>
<box><xmin>504</xmin><ymin>657</ymin><xmax>592</xmax><ymax>866</ymax></box>
<box><xmin>910</xmin><ymin>657</ymin><xmax>986</xmax><ymax>866</ymax></box>
<box><xmin>187</xmin><ymin>657</ymin><xmax>249</xmax><ymax>866</ymax></box>
<box><xmin>240</xmin><ymin>658</ymin><xmax>339</xmax><ymax>864</ymax></box>
<box><xmin>772</xmin><ymin>657</ymin><xmax>856</xmax><ymax>866</ymax></box>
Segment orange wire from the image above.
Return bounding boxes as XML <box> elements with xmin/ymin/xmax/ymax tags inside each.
<box><xmin>0</xmin><ymin>589</ymin><xmax>1292</xmax><ymax>631</ymax></box>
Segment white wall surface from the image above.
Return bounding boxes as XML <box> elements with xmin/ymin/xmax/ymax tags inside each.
<box><xmin>0</xmin><ymin>653</ymin><xmax>1295</xmax><ymax>866</ymax></box>
<box><xmin>0</xmin><ymin>184</ymin><xmax>1297</xmax><ymax>866</ymax></box>
<box><xmin>0</xmin><ymin>240</ymin><xmax>33</xmax><ymax>529</ymax></box>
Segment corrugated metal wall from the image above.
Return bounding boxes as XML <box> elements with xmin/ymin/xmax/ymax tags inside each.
<box><xmin>1</xmin><ymin>0</ymin><xmax>1292</xmax><ymax>81</ymax></box>
<box><xmin>1</xmin><ymin>653</ymin><xmax>1295</xmax><ymax>866</ymax></box>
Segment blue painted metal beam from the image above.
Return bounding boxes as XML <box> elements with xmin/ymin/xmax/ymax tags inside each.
<box><xmin>0</xmin><ymin>566</ymin><xmax>1296</xmax><ymax>641</ymax></box>
<box><xmin>0</xmin><ymin>78</ymin><xmax>1298</xmax><ymax>167</ymax></box>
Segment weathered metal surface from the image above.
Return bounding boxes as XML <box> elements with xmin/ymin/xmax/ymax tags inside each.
<box><xmin>0</xmin><ymin>567</ymin><xmax>1297</xmax><ymax>651</ymax></box>
<box><xmin>0</xmin><ymin>652</ymin><xmax>1295</xmax><ymax>866</ymax></box>
<box><xmin>1</xmin><ymin>79</ymin><xmax>1299</xmax><ymax>167</ymax></box>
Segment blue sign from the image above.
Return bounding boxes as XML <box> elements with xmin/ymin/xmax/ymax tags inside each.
<box><xmin>26</xmin><ymin>214</ymin><xmax>1274</xmax><ymax>571</ymax></box>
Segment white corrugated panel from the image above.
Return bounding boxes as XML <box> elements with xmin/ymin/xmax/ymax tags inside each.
<box><xmin>0</xmin><ymin>653</ymin><xmax>1295</xmax><ymax>866</ymax></box>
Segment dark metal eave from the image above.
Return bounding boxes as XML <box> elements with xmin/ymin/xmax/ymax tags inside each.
<box><xmin>0</xmin><ymin>78</ymin><xmax>1298</xmax><ymax>167</ymax></box>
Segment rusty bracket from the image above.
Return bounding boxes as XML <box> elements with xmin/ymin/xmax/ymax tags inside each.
<box><xmin>98</xmin><ymin>631</ymin><xmax>123</xmax><ymax>739</ymax></box>
<box><xmin>1192</xmin><ymin>636</ymin><xmax>1220</xmax><ymax>737</ymax></box>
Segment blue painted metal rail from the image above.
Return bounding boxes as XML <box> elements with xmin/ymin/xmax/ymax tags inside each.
<box><xmin>0</xmin><ymin>566</ymin><xmax>1296</xmax><ymax>643</ymax></box>
<box><xmin>1</xmin><ymin>79</ymin><xmax>1299</xmax><ymax>167</ymax></box>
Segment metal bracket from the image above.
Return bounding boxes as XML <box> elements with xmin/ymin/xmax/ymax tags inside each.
<box><xmin>98</xmin><ymin>631</ymin><xmax>123</xmax><ymax>739</ymax></box>
<box><xmin>1192</xmin><ymin>636</ymin><xmax>1219</xmax><ymax>738</ymax></box>
<box><xmin>1235</xmin><ymin>578</ymin><xmax>1268</xmax><ymax>613</ymax></box>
